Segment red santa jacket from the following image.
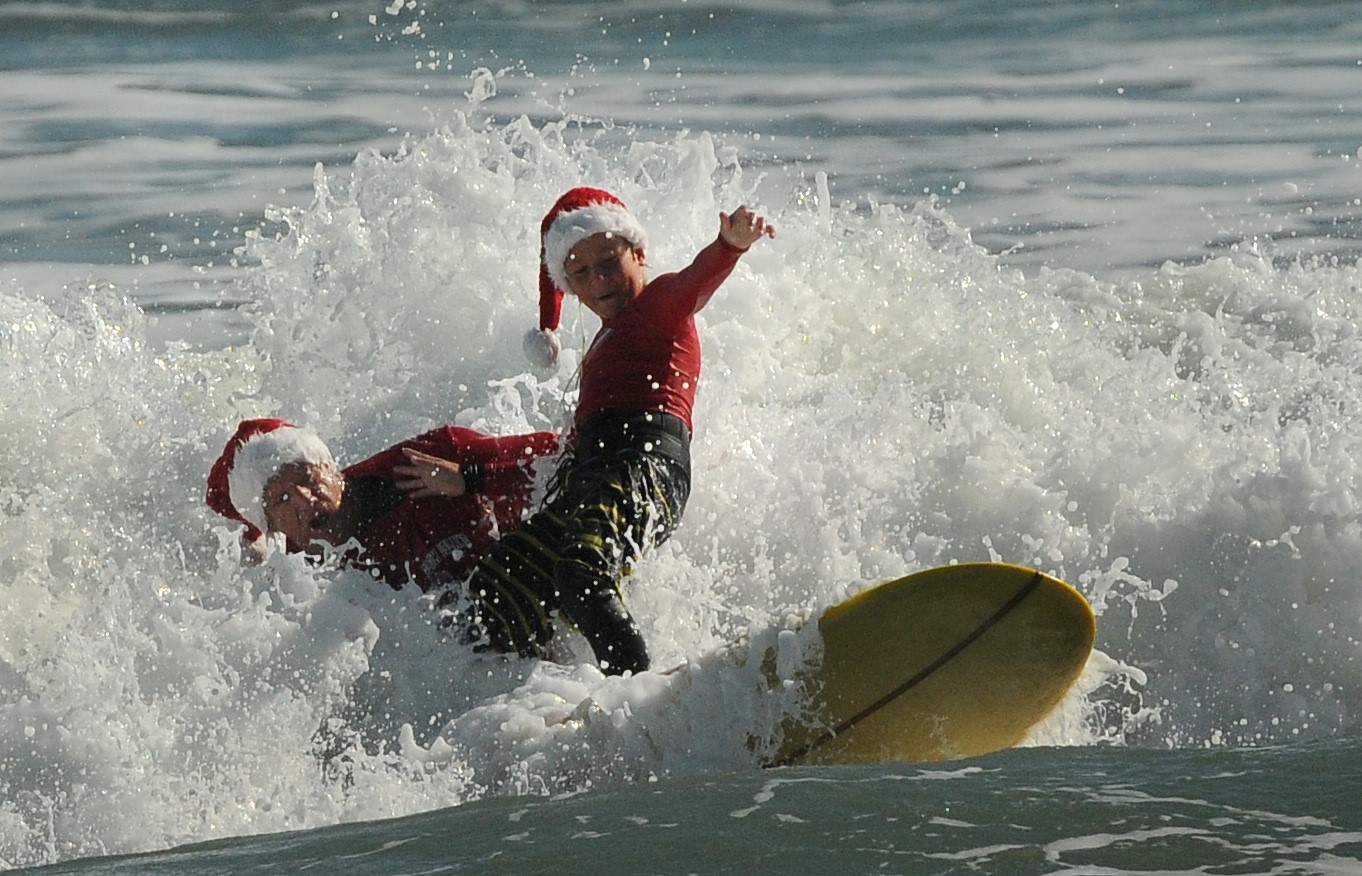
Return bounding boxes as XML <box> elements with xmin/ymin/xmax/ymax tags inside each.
<box><xmin>339</xmin><ymin>426</ymin><xmax>559</xmax><ymax>592</ymax></box>
<box><xmin>576</xmin><ymin>236</ymin><xmax>745</xmax><ymax>432</ymax></box>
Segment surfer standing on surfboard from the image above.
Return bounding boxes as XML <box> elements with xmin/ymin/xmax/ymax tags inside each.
<box><xmin>450</xmin><ymin>187</ymin><xmax>776</xmax><ymax>676</ymax></box>
<box><xmin>206</xmin><ymin>418</ymin><xmax>558</xmax><ymax>610</ymax></box>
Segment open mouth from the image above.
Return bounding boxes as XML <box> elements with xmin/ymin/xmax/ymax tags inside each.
<box><xmin>310</xmin><ymin>512</ymin><xmax>331</xmax><ymax>531</ymax></box>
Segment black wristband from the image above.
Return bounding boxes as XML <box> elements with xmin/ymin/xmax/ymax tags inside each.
<box><xmin>461</xmin><ymin>460</ymin><xmax>486</xmax><ymax>494</ymax></box>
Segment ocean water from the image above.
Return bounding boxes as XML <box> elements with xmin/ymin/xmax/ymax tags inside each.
<box><xmin>3</xmin><ymin>1</ymin><xmax>1362</xmax><ymax>873</ymax></box>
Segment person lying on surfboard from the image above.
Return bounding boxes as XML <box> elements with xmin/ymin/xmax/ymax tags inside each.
<box><xmin>205</xmin><ymin>418</ymin><xmax>559</xmax><ymax>634</ymax></box>
<box><xmin>447</xmin><ymin>186</ymin><xmax>776</xmax><ymax>677</ymax></box>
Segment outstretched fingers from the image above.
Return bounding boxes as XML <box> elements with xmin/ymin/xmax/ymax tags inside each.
<box><xmin>720</xmin><ymin>205</ymin><xmax>776</xmax><ymax>248</ymax></box>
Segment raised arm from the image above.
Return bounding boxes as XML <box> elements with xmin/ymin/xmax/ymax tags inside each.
<box><xmin>719</xmin><ymin>205</ymin><xmax>776</xmax><ymax>250</ymax></box>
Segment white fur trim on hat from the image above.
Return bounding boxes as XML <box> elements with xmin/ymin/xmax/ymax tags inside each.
<box><xmin>542</xmin><ymin>200</ymin><xmax>649</xmax><ymax>295</ymax></box>
<box><xmin>226</xmin><ymin>426</ymin><xmax>335</xmax><ymax>533</ymax></box>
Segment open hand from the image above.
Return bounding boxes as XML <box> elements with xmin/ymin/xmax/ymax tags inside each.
<box><xmin>719</xmin><ymin>205</ymin><xmax>776</xmax><ymax>249</ymax></box>
<box><xmin>394</xmin><ymin>447</ymin><xmax>466</xmax><ymax>498</ymax></box>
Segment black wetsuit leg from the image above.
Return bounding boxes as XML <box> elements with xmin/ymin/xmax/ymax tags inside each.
<box><xmin>443</xmin><ymin>410</ymin><xmax>692</xmax><ymax>675</ymax></box>
<box><xmin>545</xmin><ymin>448</ymin><xmax>688</xmax><ymax>674</ymax></box>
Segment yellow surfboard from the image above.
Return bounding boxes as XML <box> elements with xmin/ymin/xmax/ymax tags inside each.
<box><xmin>769</xmin><ymin>562</ymin><xmax>1096</xmax><ymax>766</ymax></box>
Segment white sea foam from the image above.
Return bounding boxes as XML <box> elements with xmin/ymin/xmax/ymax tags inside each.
<box><xmin>5</xmin><ymin>5</ymin><xmax>1362</xmax><ymax>861</ymax></box>
<box><xmin>4</xmin><ymin>106</ymin><xmax>1361</xmax><ymax>866</ymax></box>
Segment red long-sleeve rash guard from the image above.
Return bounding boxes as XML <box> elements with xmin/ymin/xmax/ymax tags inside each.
<box><xmin>576</xmin><ymin>237</ymin><xmax>745</xmax><ymax>432</ymax></box>
<box><xmin>340</xmin><ymin>426</ymin><xmax>559</xmax><ymax>592</ymax></box>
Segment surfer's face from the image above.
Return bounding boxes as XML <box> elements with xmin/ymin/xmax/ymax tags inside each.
<box><xmin>261</xmin><ymin>461</ymin><xmax>347</xmax><ymax>555</ymax></box>
<box><xmin>564</xmin><ymin>232</ymin><xmax>646</xmax><ymax>320</ymax></box>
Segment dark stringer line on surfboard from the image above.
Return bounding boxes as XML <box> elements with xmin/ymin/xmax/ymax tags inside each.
<box><xmin>771</xmin><ymin>570</ymin><xmax>1046</xmax><ymax>767</ymax></box>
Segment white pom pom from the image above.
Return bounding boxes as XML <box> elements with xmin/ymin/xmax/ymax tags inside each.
<box><xmin>523</xmin><ymin>327</ymin><xmax>561</xmax><ymax>368</ymax></box>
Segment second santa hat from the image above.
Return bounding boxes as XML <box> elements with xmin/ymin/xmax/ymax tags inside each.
<box><xmin>205</xmin><ymin>418</ymin><xmax>336</xmax><ymax>537</ymax></box>
<box><xmin>523</xmin><ymin>186</ymin><xmax>649</xmax><ymax>368</ymax></box>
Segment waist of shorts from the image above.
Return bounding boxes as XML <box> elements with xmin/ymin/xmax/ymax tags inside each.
<box><xmin>573</xmin><ymin>408</ymin><xmax>691</xmax><ymax>464</ymax></box>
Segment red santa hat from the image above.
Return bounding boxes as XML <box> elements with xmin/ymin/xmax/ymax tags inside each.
<box><xmin>205</xmin><ymin>418</ymin><xmax>335</xmax><ymax>538</ymax></box>
<box><xmin>523</xmin><ymin>186</ymin><xmax>649</xmax><ymax>368</ymax></box>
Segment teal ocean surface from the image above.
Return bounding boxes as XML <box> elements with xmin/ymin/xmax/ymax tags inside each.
<box><xmin>2</xmin><ymin>2</ymin><xmax>1361</xmax><ymax>872</ymax></box>
<box><xmin>21</xmin><ymin>742</ymin><xmax>1362</xmax><ymax>874</ymax></box>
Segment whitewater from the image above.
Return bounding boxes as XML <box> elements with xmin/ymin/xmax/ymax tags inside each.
<box><xmin>2</xmin><ymin>1</ymin><xmax>1361</xmax><ymax>872</ymax></box>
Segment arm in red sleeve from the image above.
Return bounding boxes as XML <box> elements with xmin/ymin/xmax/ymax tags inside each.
<box><xmin>458</xmin><ymin>429</ymin><xmax>559</xmax><ymax>500</ymax></box>
<box><xmin>414</xmin><ymin>426</ymin><xmax>558</xmax><ymax>499</ymax></box>
<box><xmin>661</xmin><ymin>236</ymin><xmax>746</xmax><ymax>319</ymax></box>
<box><xmin>444</xmin><ymin>428</ymin><xmax>558</xmax><ymax>528</ymax></box>
<box><xmin>345</xmin><ymin>426</ymin><xmax>559</xmax><ymax>504</ymax></box>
